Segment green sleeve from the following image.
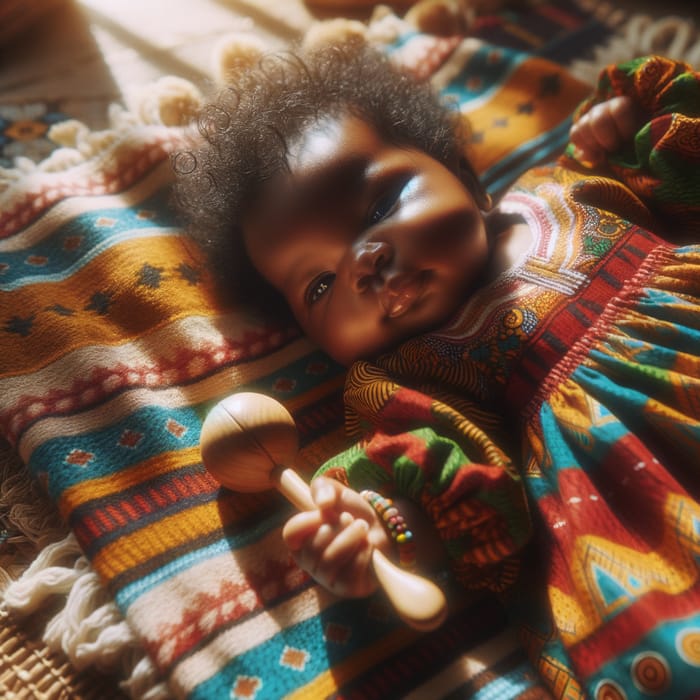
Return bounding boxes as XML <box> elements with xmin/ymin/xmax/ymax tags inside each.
<box><xmin>564</xmin><ymin>55</ymin><xmax>700</xmax><ymax>237</ymax></box>
<box><xmin>315</xmin><ymin>385</ymin><xmax>531</xmax><ymax>593</ymax></box>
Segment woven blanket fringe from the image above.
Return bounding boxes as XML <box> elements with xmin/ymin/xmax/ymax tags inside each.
<box><xmin>567</xmin><ymin>11</ymin><xmax>700</xmax><ymax>84</ymax></box>
<box><xmin>0</xmin><ymin>73</ymin><xmax>201</xmax><ymax>192</ymax></box>
<box><xmin>2</xmin><ymin>533</ymin><xmax>169</xmax><ymax>700</ymax></box>
<box><xmin>0</xmin><ymin>440</ymin><xmax>167</xmax><ymax>698</ymax></box>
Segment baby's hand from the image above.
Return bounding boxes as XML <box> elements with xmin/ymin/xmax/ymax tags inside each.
<box><xmin>569</xmin><ymin>95</ymin><xmax>637</xmax><ymax>166</ymax></box>
<box><xmin>282</xmin><ymin>477</ymin><xmax>392</xmax><ymax>598</ymax></box>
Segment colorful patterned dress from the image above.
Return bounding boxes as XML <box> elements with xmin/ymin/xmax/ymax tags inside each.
<box><xmin>315</xmin><ymin>57</ymin><xmax>700</xmax><ymax>699</ymax></box>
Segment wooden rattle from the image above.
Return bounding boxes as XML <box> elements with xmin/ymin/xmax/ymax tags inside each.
<box><xmin>200</xmin><ymin>392</ymin><xmax>448</xmax><ymax>631</ymax></box>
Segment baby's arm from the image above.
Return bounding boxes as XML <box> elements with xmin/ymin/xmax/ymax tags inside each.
<box><xmin>285</xmin><ymin>419</ymin><xmax>530</xmax><ymax>603</ymax></box>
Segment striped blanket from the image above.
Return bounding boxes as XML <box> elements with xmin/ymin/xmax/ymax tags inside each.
<box><xmin>1</xmin><ymin>4</ymin><xmax>606</xmax><ymax>697</ymax></box>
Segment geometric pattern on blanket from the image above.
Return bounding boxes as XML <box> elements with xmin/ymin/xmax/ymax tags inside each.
<box><xmin>0</xmin><ymin>5</ymin><xmax>597</xmax><ymax>698</ymax></box>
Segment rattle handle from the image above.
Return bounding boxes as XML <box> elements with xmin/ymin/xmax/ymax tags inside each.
<box><xmin>273</xmin><ymin>465</ymin><xmax>315</xmax><ymax>512</ymax></box>
<box><xmin>272</xmin><ymin>466</ymin><xmax>447</xmax><ymax>631</ymax></box>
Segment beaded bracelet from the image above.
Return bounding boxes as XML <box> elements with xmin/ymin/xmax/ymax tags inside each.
<box><xmin>360</xmin><ymin>490</ymin><xmax>417</xmax><ymax>571</ymax></box>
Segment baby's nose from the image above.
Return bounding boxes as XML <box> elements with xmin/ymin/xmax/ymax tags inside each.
<box><xmin>351</xmin><ymin>241</ymin><xmax>393</xmax><ymax>292</ymax></box>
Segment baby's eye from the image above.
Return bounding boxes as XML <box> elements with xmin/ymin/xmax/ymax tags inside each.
<box><xmin>367</xmin><ymin>182</ymin><xmax>405</xmax><ymax>225</ymax></box>
<box><xmin>305</xmin><ymin>273</ymin><xmax>335</xmax><ymax>305</ymax></box>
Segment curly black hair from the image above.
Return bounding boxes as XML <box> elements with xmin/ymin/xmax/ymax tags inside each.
<box><xmin>172</xmin><ymin>44</ymin><xmax>478</xmax><ymax>304</ymax></box>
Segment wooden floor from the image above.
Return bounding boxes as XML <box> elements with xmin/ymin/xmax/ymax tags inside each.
<box><xmin>0</xmin><ymin>0</ymin><xmax>697</xmax><ymax>131</ymax></box>
<box><xmin>0</xmin><ymin>0</ymin><xmax>319</xmax><ymax>129</ymax></box>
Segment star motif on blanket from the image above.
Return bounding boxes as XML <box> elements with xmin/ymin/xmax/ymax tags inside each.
<box><xmin>539</xmin><ymin>73</ymin><xmax>561</xmax><ymax>97</ymax></box>
<box><xmin>62</xmin><ymin>235</ymin><xmax>83</xmax><ymax>251</ymax></box>
<box><xmin>324</xmin><ymin>622</ymin><xmax>351</xmax><ymax>644</ymax></box>
<box><xmin>3</xmin><ymin>118</ymin><xmax>47</xmax><ymax>141</ymax></box>
<box><xmin>4</xmin><ymin>314</ymin><xmax>35</xmax><ymax>336</ymax></box>
<box><xmin>177</xmin><ymin>262</ymin><xmax>201</xmax><ymax>285</ymax></box>
<box><xmin>118</xmin><ymin>429</ymin><xmax>144</xmax><ymax>449</ymax></box>
<box><xmin>273</xmin><ymin>377</ymin><xmax>296</xmax><ymax>393</ymax></box>
<box><xmin>165</xmin><ymin>418</ymin><xmax>187</xmax><ymax>438</ymax></box>
<box><xmin>26</xmin><ymin>254</ymin><xmax>48</xmax><ymax>266</ymax></box>
<box><xmin>85</xmin><ymin>291</ymin><xmax>113</xmax><ymax>315</ymax></box>
<box><xmin>137</xmin><ymin>263</ymin><xmax>165</xmax><ymax>288</ymax></box>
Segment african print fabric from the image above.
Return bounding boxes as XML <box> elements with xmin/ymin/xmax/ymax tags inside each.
<box><xmin>320</xmin><ymin>56</ymin><xmax>700</xmax><ymax>699</ymax></box>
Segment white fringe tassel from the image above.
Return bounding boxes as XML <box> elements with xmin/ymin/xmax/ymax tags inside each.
<box><xmin>568</xmin><ymin>13</ymin><xmax>700</xmax><ymax>84</ymax></box>
<box><xmin>2</xmin><ymin>534</ymin><xmax>170</xmax><ymax>699</ymax></box>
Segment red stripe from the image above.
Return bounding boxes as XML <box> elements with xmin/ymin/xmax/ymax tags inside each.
<box><xmin>74</xmin><ymin>471</ymin><xmax>219</xmax><ymax>549</ymax></box>
<box><xmin>95</xmin><ymin>507</ymin><xmax>115</xmax><ymax>532</ymax></box>
<box><xmin>82</xmin><ymin>514</ymin><xmax>105</xmax><ymax>539</ymax></box>
<box><xmin>534</xmin><ymin>4</ymin><xmax>581</xmax><ymax>30</ymax></box>
<box><xmin>134</xmin><ymin>493</ymin><xmax>153</xmax><ymax>515</ymax></box>
<box><xmin>121</xmin><ymin>500</ymin><xmax>140</xmax><ymax>521</ymax></box>
<box><xmin>149</xmin><ymin>487</ymin><xmax>168</xmax><ymax>508</ymax></box>
<box><xmin>106</xmin><ymin>504</ymin><xmax>127</xmax><ymax>528</ymax></box>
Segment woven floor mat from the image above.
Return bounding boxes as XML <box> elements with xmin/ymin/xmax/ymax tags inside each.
<box><xmin>0</xmin><ymin>607</ymin><xmax>128</xmax><ymax>700</ymax></box>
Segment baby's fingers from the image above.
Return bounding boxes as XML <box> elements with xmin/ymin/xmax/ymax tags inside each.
<box><xmin>317</xmin><ymin>516</ymin><xmax>376</xmax><ymax>597</ymax></box>
<box><xmin>319</xmin><ymin>515</ymin><xmax>370</xmax><ymax>573</ymax></box>
<box><xmin>570</xmin><ymin>96</ymin><xmax>636</xmax><ymax>164</ymax></box>
<box><xmin>282</xmin><ymin>509</ymin><xmax>325</xmax><ymax>551</ymax></box>
<box><xmin>607</xmin><ymin>95</ymin><xmax>637</xmax><ymax>140</ymax></box>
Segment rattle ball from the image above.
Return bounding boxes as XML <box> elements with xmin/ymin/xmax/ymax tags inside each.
<box><xmin>200</xmin><ymin>392</ymin><xmax>299</xmax><ymax>492</ymax></box>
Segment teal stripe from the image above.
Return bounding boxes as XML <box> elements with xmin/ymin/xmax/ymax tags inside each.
<box><xmin>0</xmin><ymin>191</ymin><xmax>177</xmax><ymax>289</ymax></box>
<box><xmin>26</xmin><ymin>348</ymin><xmax>344</xmax><ymax>498</ymax></box>
<box><xmin>188</xmin><ymin>598</ymin><xmax>400</xmax><ymax>700</ymax></box>
<box><xmin>242</xmin><ymin>349</ymin><xmax>345</xmax><ymax>400</ymax></box>
<box><xmin>442</xmin><ymin>44</ymin><xmax>529</xmax><ymax>104</ymax></box>
<box><xmin>482</xmin><ymin>118</ymin><xmax>571</xmax><ymax>193</ymax></box>
<box><xmin>30</xmin><ymin>404</ymin><xmax>204</xmax><ymax>499</ymax></box>
<box><xmin>0</xmin><ymin>227</ymin><xmax>183</xmax><ymax>290</ymax></box>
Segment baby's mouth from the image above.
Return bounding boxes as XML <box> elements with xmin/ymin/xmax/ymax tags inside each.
<box><xmin>378</xmin><ymin>272</ymin><xmax>427</xmax><ymax>318</ymax></box>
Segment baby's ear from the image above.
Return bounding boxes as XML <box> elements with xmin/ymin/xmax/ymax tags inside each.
<box><xmin>458</xmin><ymin>157</ymin><xmax>492</xmax><ymax>211</ymax></box>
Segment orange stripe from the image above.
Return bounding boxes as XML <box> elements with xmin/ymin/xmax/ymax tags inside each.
<box><xmin>58</xmin><ymin>446</ymin><xmax>203</xmax><ymax>517</ymax></box>
<box><xmin>1</xmin><ymin>234</ymin><xmax>220</xmax><ymax>372</ymax></box>
<box><xmin>90</xmin><ymin>500</ymin><xmax>223</xmax><ymax>580</ymax></box>
<box><xmin>464</xmin><ymin>59</ymin><xmax>590</xmax><ymax>174</ymax></box>
<box><xmin>285</xmin><ymin>625</ymin><xmax>422</xmax><ymax>700</ymax></box>
<box><xmin>502</xmin><ymin>22</ymin><xmax>545</xmax><ymax>48</ymax></box>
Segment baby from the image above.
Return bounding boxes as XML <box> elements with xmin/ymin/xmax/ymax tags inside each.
<box><xmin>175</xmin><ymin>46</ymin><xmax>700</xmax><ymax>700</ymax></box>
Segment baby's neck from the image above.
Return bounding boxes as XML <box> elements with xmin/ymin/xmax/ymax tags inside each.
<box><xmin>482</xmin><ymin>210</ymin><xmax>532</xmax><ymax>283</ymax></box>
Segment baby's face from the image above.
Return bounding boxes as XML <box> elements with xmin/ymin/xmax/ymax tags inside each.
<box><xmin>243</xmin><ymin>113</ymin><xmax>488</xmax><ymax>365</ymax></box>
